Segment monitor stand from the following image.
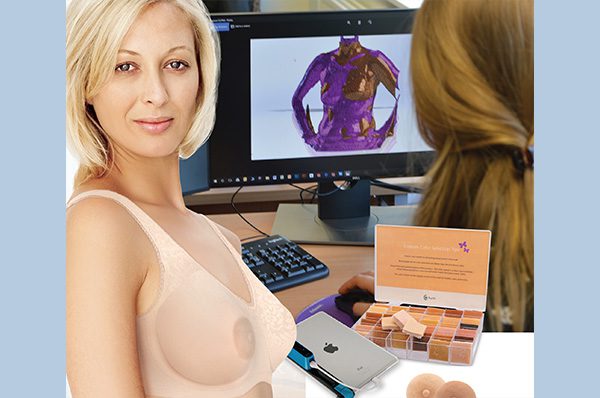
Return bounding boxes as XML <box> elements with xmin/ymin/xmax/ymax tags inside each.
<box><xmin>271</xmin><ymin>180</ymin><xmax>416</xmax><ymax>246</ymax></box>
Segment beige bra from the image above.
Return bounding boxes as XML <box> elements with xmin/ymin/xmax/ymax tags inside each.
<box><xmin>67</xmin><ymin>190</ymin><xmax>296</xmax><ymax>398</ymax></box>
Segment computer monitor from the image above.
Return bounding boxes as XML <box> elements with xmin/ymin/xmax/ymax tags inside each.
<box><xmin>208</xmin><ymin>9</ymin><xmax>434</xmax><ymax>245</ymax></box>
<box><xmin>179</xmin><ymin>142</ymin><xmax>209</xmax><ymax>196</ymax></box>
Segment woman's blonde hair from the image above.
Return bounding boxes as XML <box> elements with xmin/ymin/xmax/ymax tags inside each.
<box><xmin>410</xmin><ymin>0</ymin><xmax>534</xmax><ymax>331</ymax></box>
<box><xmin>66</xmin><ymin>0</ymin><xmax>220</xmax><ymax>187</ymax></box>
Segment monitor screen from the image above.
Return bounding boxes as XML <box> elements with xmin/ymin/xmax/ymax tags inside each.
<box><xmin>209</xmin><ymin>9</ymin><xmax>433</xmax><ymax>187</ymax></box>
<box><xmin>179</xmin><ymin>142</ymin><xmax>209</xmax><ymax>196</ymax></box>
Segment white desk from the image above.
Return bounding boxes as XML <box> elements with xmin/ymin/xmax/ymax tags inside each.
<box><xmin>273</xmin><ymin>333</ymin><xmax>534</xmax><ymax>398</ymax></box>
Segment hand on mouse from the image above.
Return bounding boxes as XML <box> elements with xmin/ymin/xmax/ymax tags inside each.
<box><xmin>337</xmin><ymin>271</ymin><xmax>375</xmax><ymax>317</ymax></box>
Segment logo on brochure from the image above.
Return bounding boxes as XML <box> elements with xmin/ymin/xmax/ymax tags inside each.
<box><xmin>323</xmin><ymin>342</ymin><xmax>339</xmax><ymax>354</ymax></box>
<box><xmin>423</xmin><ymin>293</ymin><xmax>437</xmax><ymax>301</ymax></box>
<box><xmin>458</xmin><ymin>241</ymin><xmax>470</xmax><ymax>253</ymax></box>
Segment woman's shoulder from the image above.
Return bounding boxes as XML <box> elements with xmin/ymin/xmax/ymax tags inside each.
<box><xmin>66</xmin><ymin>187</ymin><xmax>151</xmax><ymax>285</ymax></box>
<box><xmin>67</xmin><ymin>179</ymin><xmax>137</xmax><ymax>223</ymax></box>
<box><xmin>67</xmin><ymin>192</ymin><xmax>130</xmax><ymax>228</ymax></box>
<box><xmin>67</xmin><ymin>179</ymin><xmax>116</xmax><ymax>204</ymax></box>
<box><xmin>67</xmin><ymin>181</ymin><xmax>148</xmax><ymax>255</ymax></box>
<box><xmin>67</xmin><ymin>193</ymin><xmax>147</xmax><ymax>260</ymax></box>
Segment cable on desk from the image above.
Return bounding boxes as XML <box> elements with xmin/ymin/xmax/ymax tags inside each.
<box><xmin>240</xmin><ymin>234</ymin><xmax>265</xmax><ymax>243</ymax></box>
<box><xmin>230</xmin><ymin>185</ymin><xmax>270</xmax><ymax>238</ymax></box>
<box><xmin>310</xmin><ymin>187</ymin><xmax>317</xmax><ymax>204</ymax></box>
<box><xmin>369</xmin><ymin>178</ymin><xmax>423</xmax><ymax>194</ymax></box>
<box><xmin>289</xmin><ymin>183</ymin><xmax>343</xmax><ymax>204</ymax></box>
<box><xmin>289</xmin><ymin>183</ymin><xmax>314</xmax><ymax>204</ymax></box>
<box><xmin>299</xmin><ymin>184</ymin><xmax>318</xmax><ymax>204</ymax></box>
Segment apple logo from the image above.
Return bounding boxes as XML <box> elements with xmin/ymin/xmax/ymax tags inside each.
<box><xmin>323</xmin><ymin>342</ymin><xmax>339</xmax><ymax>354</ymax></box>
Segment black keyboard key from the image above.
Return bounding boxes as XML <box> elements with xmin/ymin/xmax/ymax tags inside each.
<box><xmin>308</xmin><ymin>258</ymin><xmax>322</xmax><ymax>267</ymax></box>
<box><xmin>286</xmin><ymin>268</ymin><xmax>306</xmax><ymax>278</ymax></box>
<box><xmin>241</xmin><ymin>235</ymin><xmax>330</xmax><ymax>292</ymax></box>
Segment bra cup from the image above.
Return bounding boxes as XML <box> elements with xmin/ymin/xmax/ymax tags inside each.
<box><xmin>249</xmin><ymin>277</ymin><xmax>297</xmax><ymax>369</ymax></box>
<box><xmin>67</xmin><ymin>191</ymin><xmax>293</xmax><ymax>396</ymax></box>
<box><xmin>155</xmin><ymin>271</ymin><xmax>255</xmax><ymax>385</ymax></box>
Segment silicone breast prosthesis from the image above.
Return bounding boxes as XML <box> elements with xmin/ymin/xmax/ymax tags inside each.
<box><xmin>406</xmin><ymin>373</ymin><xmax>477</xmax><ymax>398</ymax></box>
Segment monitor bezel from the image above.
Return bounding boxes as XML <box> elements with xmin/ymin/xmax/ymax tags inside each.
<box><xmin>207</xmin><ymin>8</ymin><xmax>434</xmax><ymax>188</ymax></box>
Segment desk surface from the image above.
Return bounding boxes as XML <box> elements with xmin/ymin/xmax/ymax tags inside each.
<box><xmin>189</xmin><ymin>176</ymin><xmax>423</xmax><ymax>206</ymax></box>
<box><xmin>207</xmin><ymin>211</ymin><xmax>373</xmax><ymax>318</ymax></box>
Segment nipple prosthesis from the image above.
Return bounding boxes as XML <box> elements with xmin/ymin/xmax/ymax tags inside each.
<box><xmin>407</xmin><ymin>373</ymin><xmax>476</xmax><ymax>398</ymax></box>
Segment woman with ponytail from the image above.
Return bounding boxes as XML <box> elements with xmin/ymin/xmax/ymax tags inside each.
<box><xmin>339</xmin><ymin>0</ymin><xmax>533</xmax><ymax>332</ymax></box>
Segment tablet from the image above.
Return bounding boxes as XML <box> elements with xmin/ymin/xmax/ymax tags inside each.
<box><xmin>296</xmin><ymin>312</ymin><xmax>398</xmax><ymax>390</ymax></box>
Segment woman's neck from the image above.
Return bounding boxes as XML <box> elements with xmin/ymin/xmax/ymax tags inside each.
<box><xmin>97</xmin><ymin>151</ymin><xmax>186</xmax><ymax>211</ymax></box>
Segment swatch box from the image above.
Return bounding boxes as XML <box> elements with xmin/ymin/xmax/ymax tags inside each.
<box><xmin>352</xmin><ymin>225</ymin><xmax>491</xmax><ymax>366</ymax></box>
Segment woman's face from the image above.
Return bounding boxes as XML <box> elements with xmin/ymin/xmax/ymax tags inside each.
<box><xmin>89</xmin><ymin>2</ymin><xmax>199</xmax><ymax>160</ymax></box>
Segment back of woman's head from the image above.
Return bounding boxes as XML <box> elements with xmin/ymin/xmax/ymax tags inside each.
<box><xmin>410</xmin><ymin>0</ymin><xmax>533</xmax><ymax>331</ymax></box>
<box><xmin>66</xmin><ymin>0</ymin><xmax>220</xmax><ymax>187</ymax></box>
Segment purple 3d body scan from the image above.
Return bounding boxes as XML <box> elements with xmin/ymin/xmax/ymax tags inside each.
<box><xmin>292</xmin><ymin>35</ymin><xmax>399</xmax><ymax>152</ymax></box>
<box><xmin>250</xmin><ymin>34</ymin><xmax>427</xmax><ymax>162</ymax></box>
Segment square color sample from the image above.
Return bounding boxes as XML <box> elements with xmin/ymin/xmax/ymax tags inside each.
<box><xmin>353</xmin><ymin>303</ymin><xmax>484</xmax><ymax>366</ymax></box>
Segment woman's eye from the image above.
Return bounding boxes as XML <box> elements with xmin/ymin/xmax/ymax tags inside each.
<box><xmin>115</xmin><ymin>63</ymin><xmax>135</xmax><ymax>73</ymax></box>
<box><xmin>167</xmin><ymin>60</ymin><xmax>188</xmax><ymax>70</ymax></box>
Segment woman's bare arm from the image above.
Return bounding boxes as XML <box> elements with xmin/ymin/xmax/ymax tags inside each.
<box><xmin>67</xmin><ymin>198</ymin><xmax>150</xmax><ymax>398</ymax></box>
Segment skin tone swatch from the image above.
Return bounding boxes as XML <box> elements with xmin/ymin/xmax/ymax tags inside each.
<box><xmin>353</xmin><ymin>303</ymin><xmax>484</xmax><ymax>365</ymax></box>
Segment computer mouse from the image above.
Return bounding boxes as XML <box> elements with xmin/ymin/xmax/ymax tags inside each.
<box><xmin>334</xmin><ymin>288</ymin><xmax>375</xmax><ymax>319</ymax></box>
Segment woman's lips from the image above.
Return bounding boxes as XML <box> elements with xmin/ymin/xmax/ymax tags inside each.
<box><xmin>134</xmin><ymin>118</ymin><xmax>174</xmax><ymax>134</ymax></box>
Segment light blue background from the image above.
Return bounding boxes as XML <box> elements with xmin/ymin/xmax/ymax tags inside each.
<box><xmin>3</xmin><ymin>1</ymin><xmax>599</xmax><ymax>397</ymax></box>
<box><xmin>1</xmin><ymin>1</ymin><xmax>65</xmax><ymax>396</ymax></box>
<box><xmin>536</xmin><ymin>0</ymin><xmax>600</xmax><ymax>396</ymax></box>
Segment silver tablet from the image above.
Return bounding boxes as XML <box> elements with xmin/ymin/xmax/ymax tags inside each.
<box><xmin>296</xmin><ymin>312</ymin><xmax>398</xmax><ymax>390</ymax></box>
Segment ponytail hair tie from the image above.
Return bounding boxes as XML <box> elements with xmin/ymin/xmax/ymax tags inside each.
<box><xmin>512</xmin><ymin>146</ymin><xmax>534</xmax><ymax>174</ymax></box>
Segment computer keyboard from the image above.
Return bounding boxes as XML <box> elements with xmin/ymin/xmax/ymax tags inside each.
<box><xmin>241</xmin><ymin>235</ymin><xmax>329</xmax><ymax>292</ymax></box>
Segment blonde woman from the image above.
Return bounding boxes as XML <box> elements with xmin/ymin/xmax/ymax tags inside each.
<box><xmin>340</xmin><ymin>0</ymin><xmax>533</xmax><ymax>332</ymax></box>
<box><xmin>66</xmin><ymin>1</ymin><xmax>295</xmax><ymax>397</ymax></box>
